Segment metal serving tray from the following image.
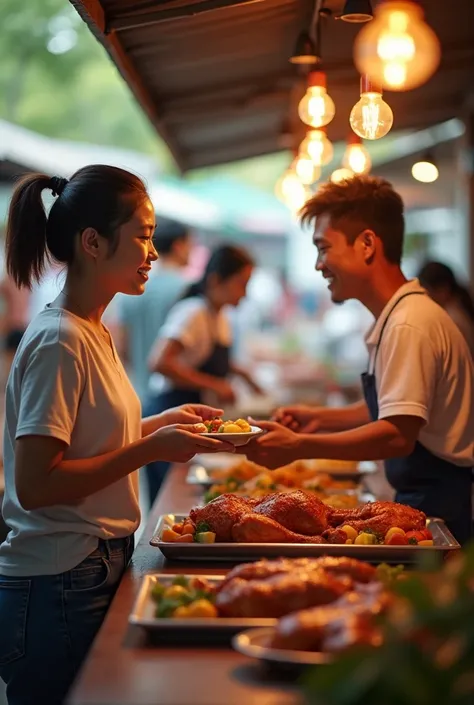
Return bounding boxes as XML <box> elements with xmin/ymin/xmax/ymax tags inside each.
<box><xmin>150</xmin><ymin>515</ymin><xmax>460</xmax><ymax>564</ymax></box>
<box><xmin>186</xmin><ymin>460</ymin><xmax>378</xmax><ymax>488</ymax></box>
<box><xmin>129</xmin><ymin>574</ymin><xmax>274</xmax><ymax>636</ymax></box>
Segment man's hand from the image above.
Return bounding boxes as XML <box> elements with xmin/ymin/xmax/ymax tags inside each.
<box><xmin>272</xmin><ymin>404</ymin><xmax>320</xmax><ymax>433</ymax></box>
<box><xmin>237</xmin><ymin>419</ymin><xmax>301</xmax><ymax>468</ymax></box>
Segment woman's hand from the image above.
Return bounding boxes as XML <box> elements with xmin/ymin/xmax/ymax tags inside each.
<box><xmin>237</xmin><ymin>419</ymin><xmax>300</xmax><ymax>468</ymax></box>
<box><xmin>272</xmin><ymin>404</ymin><xmax>320</xmax><ymax>433</ymax></box>
<box><xmin>150</xmin><ymin>423</ymin><xmax>235</xmax><ymax>463</ymax></box>
<box><xmin>157</xmin><ymin>404</ymin><xmax>224</xmax><ymax>427</ymax></box>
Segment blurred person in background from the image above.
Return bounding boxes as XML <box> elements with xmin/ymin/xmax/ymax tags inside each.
<box><xmin>0</xmin><ymin>273</ymin><xmax>30</xmax><ymax>386</ymax></box>
<box><xmin>0</xmin><ymin>166</ymin><xmax>233</xmax><ymax>705</ymax></box>
<box><xmin>116</xmin><ymin>219</ymin><xmax>192</xmax><ymax>402</ymax></box>
<box><xmin>418</xmin><ymin>261</ymin><xmax>474</xmax><ymax>358</ymax></box>
<box><xmin>145</xmin><ymin>244</ymin><xmax>262</xmax><ymax>505</ymax></box>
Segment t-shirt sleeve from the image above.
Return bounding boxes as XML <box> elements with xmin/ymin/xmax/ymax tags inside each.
<box><xmin>159</xmin><ymin>300</ymin><xmax>207</xmax><ymax>351</ymax></box>
<box><xmin>16</xmin><ymin>342</ymin><xmax>84</xmax><ymax>445</ymax></box>
<box><xmin>375</xmin><ymin>323</ymin><xmax>437</xmax><ymax>423</ymax></box>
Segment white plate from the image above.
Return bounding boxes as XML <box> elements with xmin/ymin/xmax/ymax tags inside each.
<box><xmin>200</xmin><ymin>425</ymin><xmax>264</xmax><ymax>447</ymax></box>
<box><xmin>232</xmin><ymin>627</ymin><xmax>332</xmax><ymax>666</ymax></box>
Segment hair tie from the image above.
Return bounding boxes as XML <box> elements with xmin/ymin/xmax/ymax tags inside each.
<box><xmin>49</xmin><ymin>176</ymin><xmax>69</xmax><ymax>198</ymax></box>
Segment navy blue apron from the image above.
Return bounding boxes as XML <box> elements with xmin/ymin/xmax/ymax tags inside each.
<box><xmin>144</xmin><ymin>338</ymin><xmax>230</xmax><ymax>506</ymax></box>
<box><xmin>361</xmin><ymin>291</ymin><xmax>472</xmax><ymax>545</ymax></box>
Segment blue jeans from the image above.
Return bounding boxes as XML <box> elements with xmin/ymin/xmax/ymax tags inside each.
<box><xmin>0</xmin><ymin>535</ymin><xmax>134</xmax><ymax>705</ymax></box>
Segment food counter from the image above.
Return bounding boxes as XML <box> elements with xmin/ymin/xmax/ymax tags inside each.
<box><xmin>67</xmin><ymin>464</ymin><xmax>304</xmax><ymax>705</ymax></box>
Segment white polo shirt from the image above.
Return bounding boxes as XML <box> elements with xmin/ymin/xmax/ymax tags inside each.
<box><xmin>365</xmin><ymin>279</ymin><xmax>474</xmax><ymax>467</ymax></box>
<box><xmin>148</xmin><ymin>296</ymin><xmax>232</xmax><ymax>395</ymax></box>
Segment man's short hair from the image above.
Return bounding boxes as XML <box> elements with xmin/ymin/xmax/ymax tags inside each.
<box><xmin>153</xmin><ymin>219</ymin><xmax>189</xmax><ymax>255</ymax></box>
<box><xmin>300</xmin><ymin>175</ymin><xmax>405</xmax><ymax>265</ymax></box>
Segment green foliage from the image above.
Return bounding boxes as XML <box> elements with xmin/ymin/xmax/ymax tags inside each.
<box><xmin>303</xmin><ymin>544</ymin><xmax>474</xmax><ymax>705</ymax></box>
<box><xmin>0</xmin><ymin>0</ymin><xmax>173</xmax><ymax>169</ymax></box>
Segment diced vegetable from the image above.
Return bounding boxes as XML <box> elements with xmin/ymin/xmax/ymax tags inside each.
<box><xmin>163</xmin><ymin>585</ymin><xmax>189</xmax><ymax>600</ymax></box>
<box><xmin>355</xmin><ymin>532</ymin><xmax>377</xmax><ymax>545</ymax></box>
<box><xmin>195</xmin><ymin>521</ymin><xmax>211</xmax><ymax>534</ymax></box>
<box><xmin>385</xmin><ymin>527</ymin><xmax>406</xmax><ymax>541</ymax></box>
<box><xmin>162</xmin><ymin>528</ymin><xmax>181</xmax><ymax>542</ymax></box>
<box><xmin>195</xmin><ymin>531</ymin><xmax>217</xmax><ymax>544</ymax></box>
<box><xmin>172</xmin><ymin>522</ymin><xmax>184</xmax><ymax>534</ymax></box>
<box><xmin>385</xmin><ymin>532</ymin><xmax>409</xmax><ymax>546</ymax></box>
<box><xmin>345</xmin><ymin>538</ymin><xmax>353</xmax><ymax>544</ymax></box>
<box><xmin>151</xmin><ymin>582</ymin><xmax>166</xmax><ymax>600</ymax></box>
<box><xmin>182</xmin><ymin>521</ymin><xmax>195</xmax><ymax>535</ymax></box>
<box><xmin>172</xmin><ymin>605</ymin><xmax>191</xmax><ymax>618</ymax></box>
<box><xmin>175</xmin><ymin>533</ymin><xmax>195</xmax><ymax>543</ymax></box>
<box><xmin>172</xmin><ymin>575</ymin><xmax>190</xmax><ymax>588</ymax></box>
<box><xmin>340</xmin><ymin>525</ymin><xmax>358</xmax><ymax>542</ymax></box>
<box><xmin>418</xmin><ymin>539</ymin><xmax>434</xmax><ymax>546</ymax></box>
<box><xmin>406</xmin><ymin>530</ymin><xmax>426</xmax><ymax>545</ymax></box>
<box><xmin>186</xmin><ymin>599</ymin><xmax>218</xmax><ymax>618</ymax></box>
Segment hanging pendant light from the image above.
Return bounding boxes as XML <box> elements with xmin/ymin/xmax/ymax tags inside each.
<box><xmin>339</xmin><ymin>0</ymin><xmax>373</xmax><ymax>23</ymax></box>
<box><xmin>298</xmin><ymin>70</ymin><xmax>335</xmax><ymax>128</ymax></box>
<box><xmin>330</xmin><ymin>167</ymin><xmax>355</xmax><ymax>184</ymax></box>
<box><xmin>289</xmin><ymin>31</ymin><xmax>319</xmax><ymax>65</ymax></box>
<box><xmin>343</xmin><ymin>133</ymin><xmax>371</xmax><ymax>174</ymax></box>
<box><xmin>299</xmin><ymin>128</ymin><xmax>334</xmax><ymax>167</ymax></box>
<box><xmin>275</xmin><ymin>167</ymin><xmax>311</xmax><ymax>211</ymax></box>
<box><xmin>354</xmin><ymin>0</ymin><xmax>440</xmax><ymax>91</ymax></box>
<box><xmin>350</xmin><ymin>75</ymin><xmax>393</xmax><ymax>140</ymax></box>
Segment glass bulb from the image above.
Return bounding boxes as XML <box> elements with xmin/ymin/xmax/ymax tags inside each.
<box><xmin>330</xmin><ymin>168</ymin><xmax>354</xmax><ymax>184</ymax></box>
<box><xmin>275</xmin><ymin>170</ymin><xmax>310</xmax><ymax>211</ymax></box>
<box><xmin>298</xmin><ymin>86</ymin><xmax>335</xmax><ymax>128</ymax></box>
<box><xmin>300</xmin><ymin>130</ymin><xmax>334</xmax><ymax>167</ymax></box>
<box><xmin>294</xmin><ymin>153</ymin><xmax>321</xmax><ymax>185</ymax></box>
<box><xmin>343</xmin><ymin>142</ymin><xmax>371</xmax><ymax>174</ymax></box>
<box><xmin>411</xmin><ymin>160</ymin><xmax>438</xmax><ymax>183</ymax></box>
<box><xmin>350</xmin><ymin>91</ymin><xmax>393</xmax><ymax>140</ymax></box>
<box><xmin>354</xmin><ymin>1</ymin><xmax>440</xmax><ymax>91</ymax></box>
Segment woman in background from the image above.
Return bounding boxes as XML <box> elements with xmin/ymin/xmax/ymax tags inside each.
<box><xmin>145</xmin><ymin>244</ymin><xmax>262</xmax><ymax>504</ymax></box>
<box><xmin>418</xmin><ymin>261</ymin><xmax>474</xmax><ymax>357</ymax></box>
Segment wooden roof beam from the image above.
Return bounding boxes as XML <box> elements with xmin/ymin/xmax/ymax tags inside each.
<box><xmin>107</xmin><ymin>0</ymin><xmax>266</xmax><ymax>32</ymax></box>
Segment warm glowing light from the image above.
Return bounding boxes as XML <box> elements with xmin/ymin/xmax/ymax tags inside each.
<box><xmin>299</xmin><ymin>129</ymin><xmax>334</xmax><ymax>167</ymax></box>
<box><xmin>350</xmin><ymin>77</ymin><xmax>393</xmax><ymax>140</ymax></box>
<box><xmin>275</xmin><ymin>169</ymin><xmax>311</xmax><ymax>211</ymax></box>
<box><xmin>294</xmin><ymin>153</ymin><xmax>321</xmax><ymax>185</ymax></box>
<box><xmin>354</xmin><ymin>1</ymin><xmax>440</xmax><ymax>91</ymax></box>
<box><xmin>330</xmin><ymin>168</ymin><xmax>354</xmax><ymax>184</ymax></box>
<box><xmin>343</xmin><ymin>139</ymin><xmax>371</xmax><ymax>174</ymax></box>
<box><xmin>298</xmin><ymin>71</ymin><xmax>335</xmax><ymax>128</ymax></box>
<box><xmin>411</xmin><ymin>159</ymin><xmax>438</xmax><ymax>183</ymax></box>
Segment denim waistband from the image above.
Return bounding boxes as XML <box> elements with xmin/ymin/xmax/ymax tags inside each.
<box><xmin>97</xmin><ymin>535</ymin><xmax>134</xmax><ymax>557</ymax></box>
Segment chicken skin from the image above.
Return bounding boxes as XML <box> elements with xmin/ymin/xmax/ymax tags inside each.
<box><xmin>329</xmin><ymin>501</ymin><xmax>426</xmax><ymax>535</ymax></box>
<box><xmin>253</xmin><ymin>490</ymin><xmax>330</xmax><ymax>535</ymax></box>
<box><xmin>232</xmin><ymin>514</ymin><xmax>327</xmax><ymax>544</ymax></box>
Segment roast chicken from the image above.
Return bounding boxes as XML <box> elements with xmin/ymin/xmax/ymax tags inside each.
<box><xmin>190</xmin><ymin>491</ymin><xmax>426</xmax><ymax>543</ymax></box>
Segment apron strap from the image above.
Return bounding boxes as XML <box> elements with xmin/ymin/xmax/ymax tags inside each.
<box><xmin>369</xmin><ymin>291</ymin><xmax>427</xmax><ymax>374</ymax></box>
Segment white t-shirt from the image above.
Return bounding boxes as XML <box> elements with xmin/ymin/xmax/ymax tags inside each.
<box><xmin>148</xmin><ymin>296</ymin><xmax>232</xmax><ymax>395</ymax></box>
<box><xmin>365</xmin><ymin>279</ymin><xmax>474</xmax><ymax>467</ymax></box>
<box><xmin>0</xmin><ymin>307</ymin><xmax>142</xmax><ymax>576</ymax></box>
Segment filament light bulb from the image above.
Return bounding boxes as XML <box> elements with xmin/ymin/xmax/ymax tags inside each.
<box><xmin>343</xmin><ymin>137</ymin><xmax>371</xmax><ymax>174</ymax></box>
<box><xmin>354</xmin><ymin>1</ymin><xmax>440</xmax><ymax>91</ymax></box>
<box><xmin>299</xmin><ymin>129</ymin><xmax>334</xmax><ymax>167</ymax></box>
<box><xmin>350</xmin><ymin>76</ymin><xmax>393</xmax><ymax>140</ymax></box>
<box><xmin>275</xmin><ymin>169</ymin><xmax>311</xmax><ymax>211</ymax></box>
<box><xmin>298</xmin><ymin>71</ymin><xmax>335</xmax><ymax>128</ymax></box>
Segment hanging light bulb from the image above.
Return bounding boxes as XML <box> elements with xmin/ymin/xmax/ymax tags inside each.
<box><xmin>354</xmin><ymin>1</ymin><xmax>441</xmax><ymax>91</ymax></box>
<box><xmin>350</xmin><ymin>75</ymin><xmax>393</xmax><ymax>140</ymax></box>
<box><xmin>299</xmin><ymin>128</ymin><xmax>334</xmax><ymax>167</ymax></box>
<box><xmin>294</xmin><ymin>151</ymin><xmax>321</xmax><ymax>185</ymax></box>
<box><xmin>298</xmin><ymin>71</ymin><xmax>335</xmax><ymax>128</ymax></box>
<box><xmin>411</xmin><ymin>153</ymin><xmax>438</xmax><ymax>183</ymax></box>
<box><xmin>330</xmin><ymin>168</ymin><xmax>355</xmax><ymax>184</ymax></box>
<box><xmin>275</xmin><ymin>168</ymin><xmax>311</xmax><ymax>211</ymax></box>
<box><xmin>343</xmin><ymin>133</ymin><xmax>371</xmax><ymax>174</ymax></box>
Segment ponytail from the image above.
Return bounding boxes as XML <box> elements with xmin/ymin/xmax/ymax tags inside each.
<box><xmin>6</xmin><ymin>173</ymin><xmax>52</xmax><ymax>289</ymax></box>
<box><xmin>179</xmin><ymin>244</ymin><xmax>254</xmax><ymax>302</ymax></box>
<box><xmin>180</xmin><ymin>279</ymin><xmax>206</xmax><ymax>301</ymax></box>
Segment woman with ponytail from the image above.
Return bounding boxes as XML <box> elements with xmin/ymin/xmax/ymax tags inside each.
<box><xmin>145</xmin><ymin>244</ymin><xmax>262</xmax><ymax>504</ymax></box>
<box><xmin>418</xmin><ymin>261</ymin><xmax>474</xmax><ymax>357</ymax></box>
<box><xmin>0</xmin><ymin>166</ymin><xmax>232</xmax><ymax>705</ymax></box>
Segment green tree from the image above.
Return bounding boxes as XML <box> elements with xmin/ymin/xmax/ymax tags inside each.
<box><xmin>0</xmin><ymin>0</ymin><xmax>174</xmax><ymax>170</ymax></box>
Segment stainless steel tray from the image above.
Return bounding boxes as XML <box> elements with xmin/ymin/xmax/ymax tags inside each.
<box><xmin>233</xmin><ymin>627</ymin><xmax>333</xmax><ymax>667</ymax></box>
<box><xmin>129</xmin><ymin>573</ymin><xmax>274</xmax><ymax>635</ymax></box>
<box><xmin>150</xmin><ymin>514</ymin><xmax>460</xmax><ymax>563</ymax></box>
<box><xmin>186</xmin><ymin>460</ymin><xmax>378</xmax><ymax>488</ymax></box>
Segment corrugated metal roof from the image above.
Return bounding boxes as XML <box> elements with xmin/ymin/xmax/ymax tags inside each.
<box><xmin>69</xmin><ymin>0</ymin><xmax>474</xmax><ymax>172</ymax></box>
